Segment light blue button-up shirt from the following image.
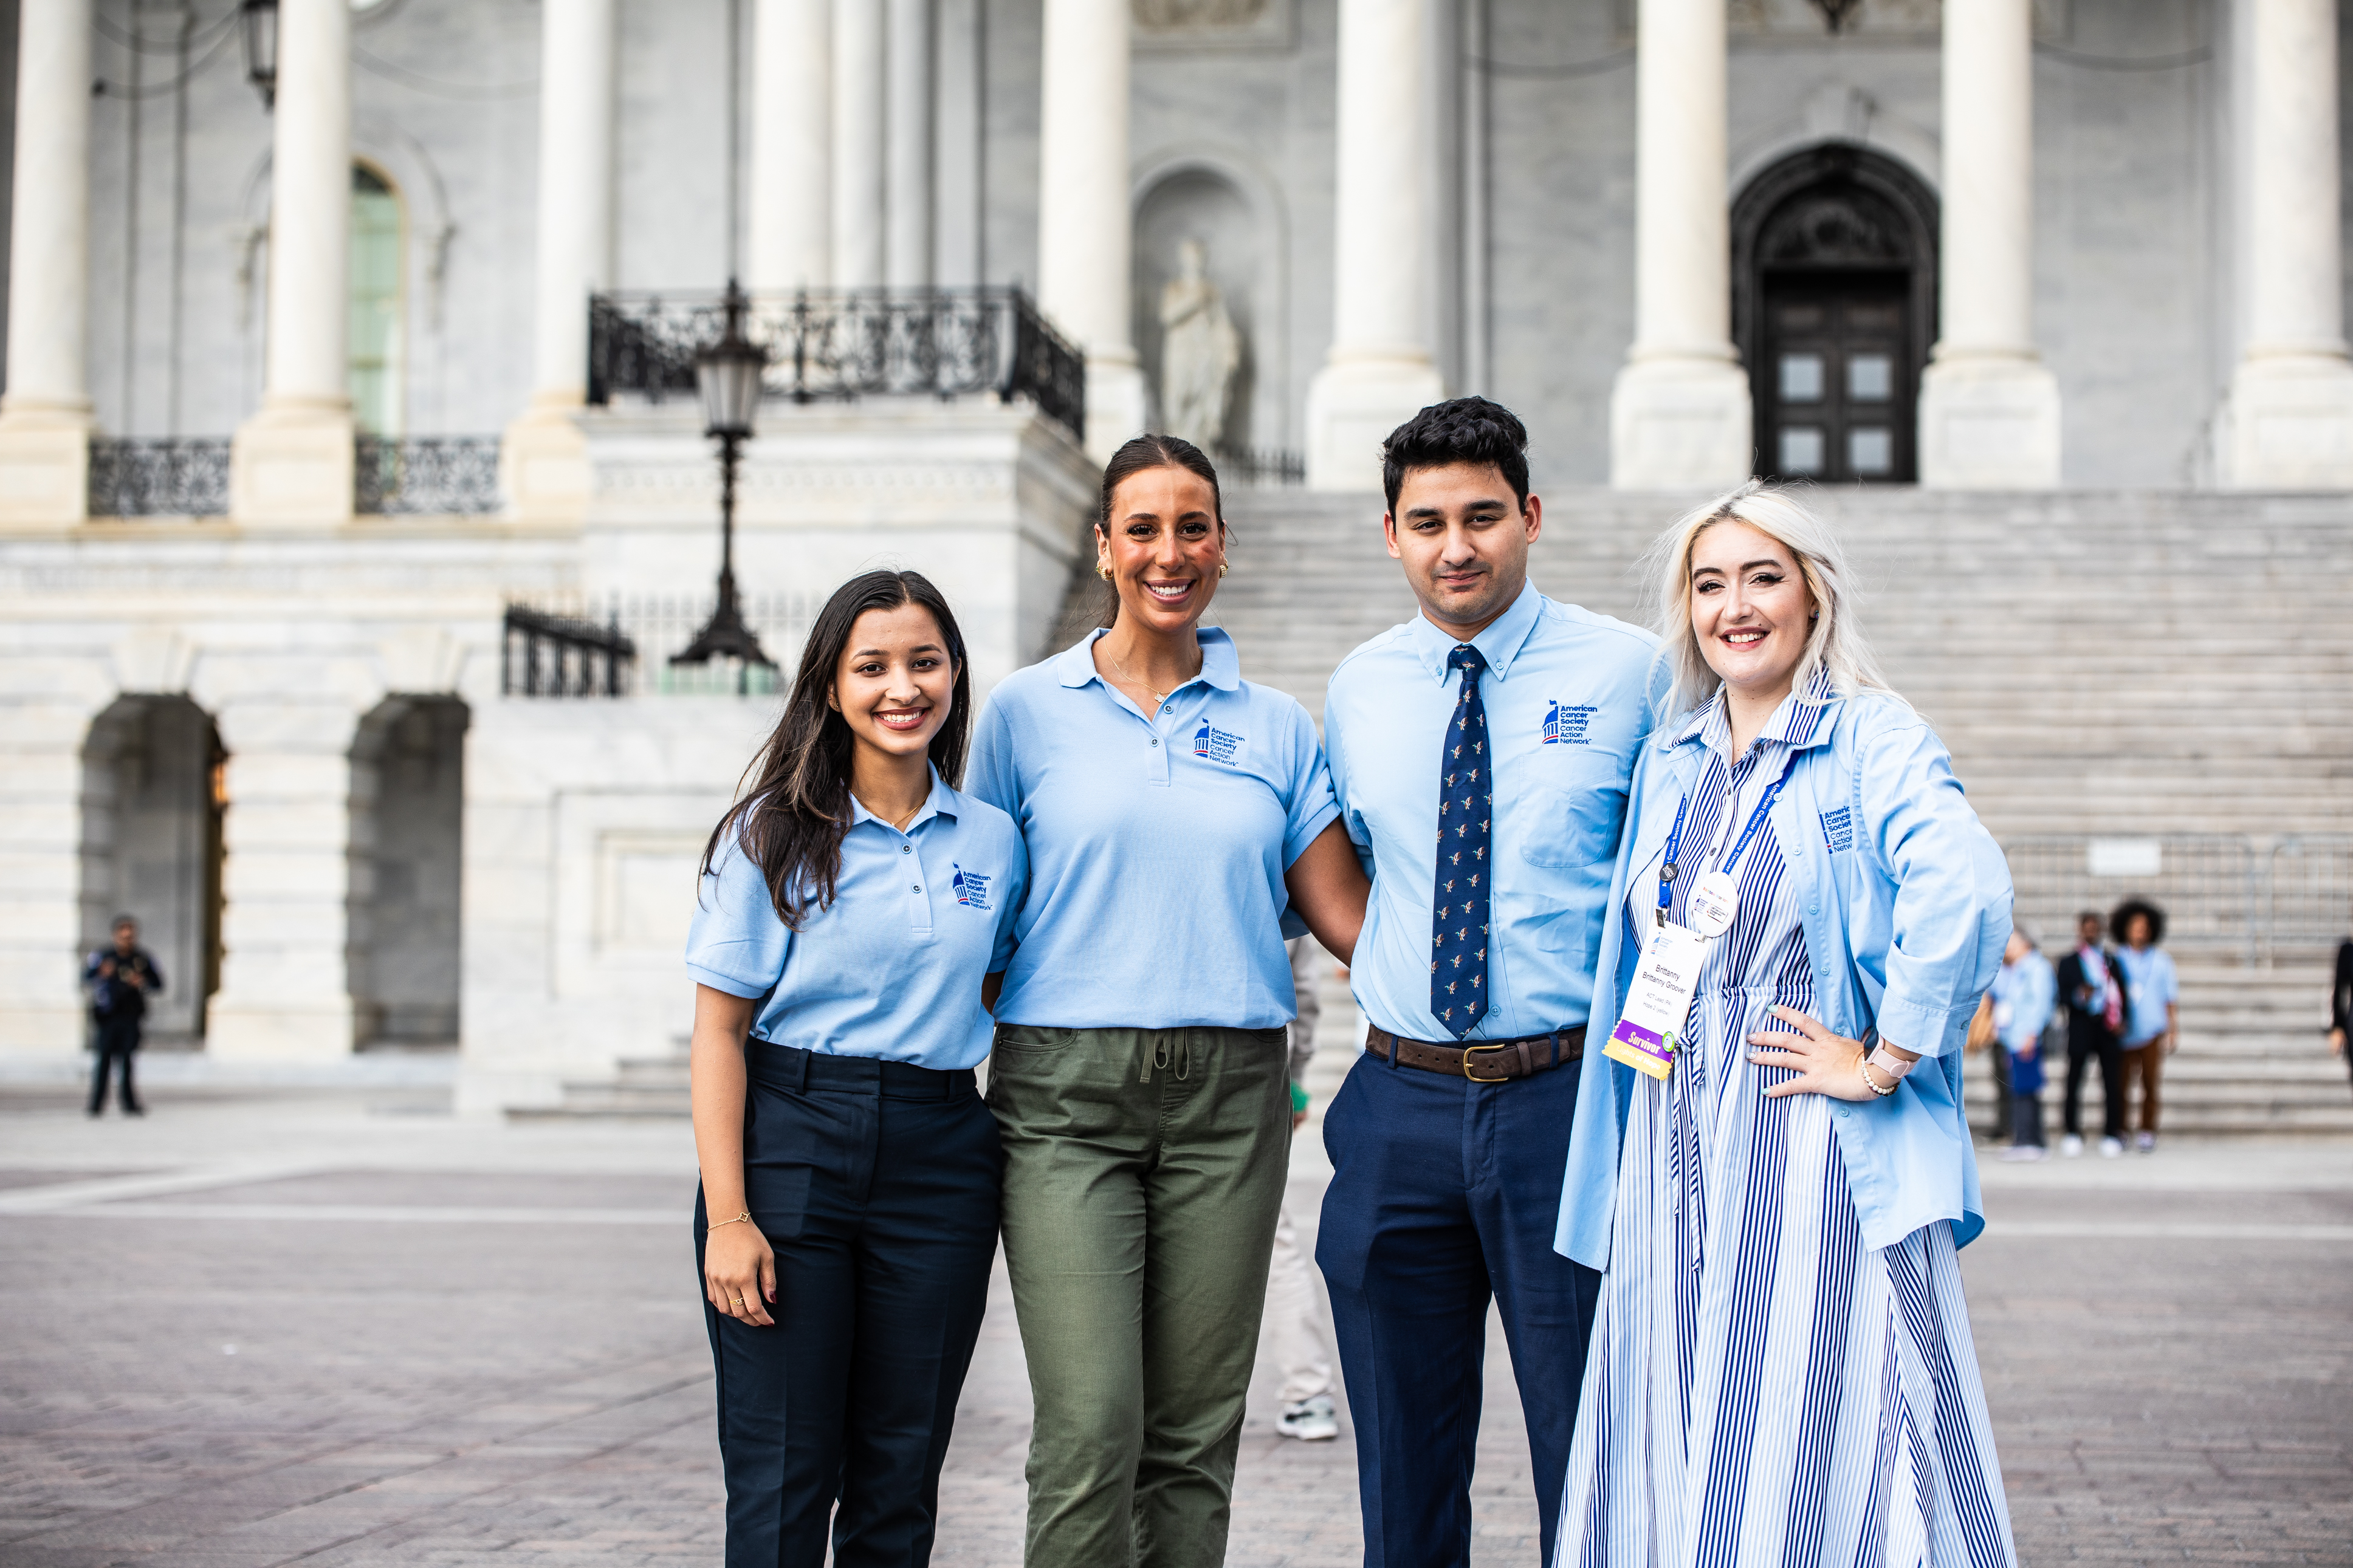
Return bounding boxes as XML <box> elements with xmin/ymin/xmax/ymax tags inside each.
<box><xmin>969</xmin><ymin>626</ymin><xmax>1341</xmax><ymax>1030</ymax></box>
<box><xmin>684</xmin><ymin>769</ymin><xmax>1026</xmax><ymax>1070</ymax></box>
<box><xmin>2114</xmin><ymin>944</ymin><xmax>2178</xmax><ymax>1046</ymax></box>
<box><xmin>1324</xmin><ymin>581</ymin><xmax>1661</xmax><ymax>1041</ymax></box>
<box><xmin>1990</xmin><ymin>949</ymin><xmax>2057</xmax><ymax>1052</ymax></box>
<box><xmin>1556</xmin><ymin>686</ymin><xmax>2014</xmax><ymax>1264</ymax></box>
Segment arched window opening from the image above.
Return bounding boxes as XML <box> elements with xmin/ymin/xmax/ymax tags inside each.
<box><xmin>79</xmin><ymin>697</ymin><xmax>226</xmax><ymax>1044</ymax></box>
<box><xmin>349</xmin><ymin>162</ymin><xmax>405</xmax><ymax>437</ymax></box>
<box><xmin>1733</xmin><ymin>146</ymin><xmax>1937</xmax><ymax>484</ymax></box>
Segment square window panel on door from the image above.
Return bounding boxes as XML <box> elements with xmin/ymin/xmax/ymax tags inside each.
<box><xmin>1779</xmin><ymin>426</ymin><xmax>1826</xmax><ymax>475</ymax></box>
<box><xmin>1847</xmin><ymin>354</ymin><xmax>1892</xmax><ymax>402</ymax></box>
<box><xmin>1780</xmin><ymin>354</ymin><xmax>1825</xmax><ymax>402</ymax></box>
<box><xmin>1849</xmin><ymin>427</ymin><xmax>1893</xmax><ymax>475</ymax></box>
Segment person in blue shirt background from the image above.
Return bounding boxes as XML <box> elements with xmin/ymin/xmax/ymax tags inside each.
<box><xmin>1991</xmin><ymin>922</ymin><xmax>2059</xmax><ymax>1160</ymax></box>
<box><xmin>967</xmin><ymin>434</ymin><xmax>1369</xmax><ymax>1568</ymax></box>
<box><xmin>1553</xmin><ymin>482</ymin><xmax>2018</xmax><ymax>1567</ymax></box>
<box><xmin>2110</xmin><ymin>897</ymin><xmax>2180</xmax><ymax>1154</ymax></box>
<box><xmin>1317</xmin><ymin>398</ymin><xmax>1658</xmax><ymax>1568</ymax></box>
<box><xmin>683</xmin><ymin>569</ymin><xmax>1025</xmax><ymax>1568</ymax></box>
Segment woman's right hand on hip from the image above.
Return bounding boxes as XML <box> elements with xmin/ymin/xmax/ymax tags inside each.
<box><xmin>705</xmin><ymin>1222</ymin><xmax>777</xmax><ymax>1327</ymax></box>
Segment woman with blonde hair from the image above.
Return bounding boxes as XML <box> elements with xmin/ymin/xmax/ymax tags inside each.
<box><xmin>1553</xmin><ymin>482</ymin><xmax>2020</xmax><ymax>1566</ymax></box>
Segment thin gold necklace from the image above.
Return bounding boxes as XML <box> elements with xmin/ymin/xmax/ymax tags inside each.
<box><xmin>1102</xmin><ymin>640</ymin><xmax>1201</xmax><ymax>707</ymax></box>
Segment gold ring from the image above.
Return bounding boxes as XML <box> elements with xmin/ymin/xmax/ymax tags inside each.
<box><xmin>729</xmin><ymin>1295</ymin><xmax>744</xmax><ymax>1304</ymax></box>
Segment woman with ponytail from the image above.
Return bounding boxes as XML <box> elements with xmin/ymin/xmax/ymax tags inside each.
<box><xmin>684</xmin><ymin>569</ymin><xmax>1026</xmax><ymax>1567</ymax></box>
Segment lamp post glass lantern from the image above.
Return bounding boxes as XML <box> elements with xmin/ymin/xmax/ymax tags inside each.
<box><xmin>672</xmin><ymin>281</ymin><xmax>776</xmax><ymax>673</ymax></box>
<box><xmin>240</xmin><ymin>0</ymin><xmax>278</xmax><ymax>109</ymax></box>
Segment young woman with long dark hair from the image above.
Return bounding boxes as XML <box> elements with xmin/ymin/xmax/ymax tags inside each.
<box><xmin>967</xmin><ymin>434</ymin><xmax>1370</xmax><ymax>1568</ymax></box>
<box><xmin>683</xmin><ymin>569</ymin><xmax>1026</xmax><ymax>1568</ymax></box>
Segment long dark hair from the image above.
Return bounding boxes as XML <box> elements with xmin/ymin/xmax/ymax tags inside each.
<box><xmin>701</xmin><ymin>570</ymin><xmax>972</xmax><ymax>930</ymax></box>
<box><xmin>1095</xmin><ymin>434</ymin><xmax>1224</xmax><ymax>626</ymax></box>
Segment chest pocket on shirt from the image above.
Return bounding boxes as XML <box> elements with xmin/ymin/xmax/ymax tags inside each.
<box><xmin>1516</xmin><ymin>751</ymin><xmax>1628</xmax><ymax>869</ymax></box>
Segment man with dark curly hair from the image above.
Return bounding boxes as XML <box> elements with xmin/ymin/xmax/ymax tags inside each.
<box><xmin>1315</xmin><ymin>397</ymin><xmax>1659</xmax><ymax>1568</ymax></box>
<box><xmin>2111</xmin><ymin>897</ymin><xmax>2177</xmax><ymax>1152</ymax></box>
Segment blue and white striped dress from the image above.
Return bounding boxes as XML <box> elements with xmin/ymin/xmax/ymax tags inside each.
<box><xmin>1557</xmin><ymin>691</ymin><xmax>2017</xmax><ymax>1568</ymax></box>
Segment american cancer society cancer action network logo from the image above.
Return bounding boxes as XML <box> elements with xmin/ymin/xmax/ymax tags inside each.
<box><xmin>950</xmin><ymin>863</ymin><xmax>991</xmax><ymax>911</ymax></box>
<box><xmin>1192</xmin><ymin>722</ymin><xmax>1246</xmax><ymax>765</ymax></box>
<box><xmin>1542</xmin><ymin>701</ymin><xmax>1598</xmax><ymax>745</ymax></box>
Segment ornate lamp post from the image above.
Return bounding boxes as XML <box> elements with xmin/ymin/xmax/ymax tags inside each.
<box><xmin>672</xmin><ymin>280</ymin><xmax>776</xmax><ymax>671</ymax></box>
<box><xmin>239</xmin><ymin>0</ymin><xmax>278</xmax><ymax>109</ymax></box>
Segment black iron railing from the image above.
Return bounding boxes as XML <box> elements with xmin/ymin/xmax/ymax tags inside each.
<box><xmin>587</xmin><ymin>287</ymin><xmax>1087</xmax><ymax>443</ymax></box>
<box><xmin>501</xmin><ymin>606</ymin><xmax>637</xmax><ymax>697</ymax></box>
<box><xmin>357</xmin><ymin>436</ymin><xmax>503</xmax><ymax>515</ymax></box>
<box><xmin>1213</xmin><ymin>444</ymin><xmax>1307</xmax><ymax>486</ymax></box>
<box><xmin>88</xmin><ymin>438</ymin><xmax>232</xmax><ymax>516</ymax></box>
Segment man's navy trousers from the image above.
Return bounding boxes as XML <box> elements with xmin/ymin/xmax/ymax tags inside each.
<box><xmin>695</xmin><ymin>1039</ymin><xmax>1001</xmax><ymax>1568</ymax></box>
<box><xmin>1316</xmin><ymin>1046</ymin><xmax>1601</xmax><ymax>1568</ymax></box>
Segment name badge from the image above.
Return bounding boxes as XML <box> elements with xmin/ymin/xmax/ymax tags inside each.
<box><xmin>1604</xmin><ymin>922</ymin><xmax>1706</xmax><ymax>1081</ymax></box>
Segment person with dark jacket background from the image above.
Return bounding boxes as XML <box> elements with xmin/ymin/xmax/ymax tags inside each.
<box><xmin>2329</xmin><ymin>937</ymin><xmax>2352</xmax><ymax>1095</ymax></box>
<box><xmin>84</xmin><ymin>915</ymin><xmax>160</xmax><ymax>1117</ymax></box>
<box><xmin>2056</xmin><ymin>909</ymin><xmax>2129</xmax><ymax>1157</ymax></box>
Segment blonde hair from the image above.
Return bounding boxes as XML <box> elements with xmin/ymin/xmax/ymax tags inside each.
<box><xmin>1645</xmin><ymin>480</ymin><xmax>1892</xmax><ymax>721</ymax></box>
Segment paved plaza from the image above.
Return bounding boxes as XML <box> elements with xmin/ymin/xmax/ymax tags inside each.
<box><xmin>2</xmin><ymin>1063</ymin><xmax>2349</xmax><ymax>1568</ymax></box>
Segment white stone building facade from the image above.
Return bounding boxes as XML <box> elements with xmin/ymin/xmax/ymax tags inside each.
<box><xmin>1</xmin><ymin>0</ymin><xmax>2348</xmax><ymax>1111</ymax></box>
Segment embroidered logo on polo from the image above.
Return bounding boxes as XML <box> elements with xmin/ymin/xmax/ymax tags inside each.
<box><xmin>1819</xmin><ymin>806</ymin><xmax>1854</xmax><ymax>855</ymax></box>
<box><xmin>1192</xmin><ymin>723</ymin><xmax>1246</xmax><ymax>765</ymax></box>
<box><xmin>1542</xmin><ymin>702</ymin><xmax>1598</xmax><ymax>745</ymax></box>
<box><xmin>950</xmin><ymin>863</ymin><xmax>992</xmax><ymax>910</ymax></box>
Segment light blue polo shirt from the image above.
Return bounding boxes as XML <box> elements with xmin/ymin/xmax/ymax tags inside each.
<box><xmin>2114</xmin><ymin>943</ymin><xmax>2178</xmax><ymax>1047</ymax></box>
<box><xmin>1325</xmin><ymin>581</ymin><xmax>1660</xmax><ymax>1041</ymax></box>
<box><xmin>969</xmin><ymin>625</ymin><xmax>1341</xmax><ymax>1030</ymax></box>
<box><xmin>684</xmin><ymin>769</ymin><xmax>1026</xmax><ymax>1070</ymax></box>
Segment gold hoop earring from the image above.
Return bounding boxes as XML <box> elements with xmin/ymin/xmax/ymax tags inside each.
<box><xmin>1097</xmin><ymin>564</ymin><xmax>1113</xmax><ymax>581</ymax></box>
<box><xmin>1217</xmin><ymin>561</ymin><xmax>1229</xmax><ymax>578</ymax></box>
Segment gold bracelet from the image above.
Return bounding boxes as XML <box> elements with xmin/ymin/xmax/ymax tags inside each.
<box><xmin>707</xmin><ymin>1211</ymin><xmax>752</xmax><ymax>1232</ymax></box>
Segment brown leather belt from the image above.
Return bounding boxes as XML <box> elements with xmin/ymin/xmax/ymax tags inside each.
<box><xmin>1365</xmin><ymin>1024</ymin><xmax>1586</xmax><ymax>1083</ymax></box>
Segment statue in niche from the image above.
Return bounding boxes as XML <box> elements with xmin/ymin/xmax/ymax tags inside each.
<box><xmin>1158</xmin><ymin>239</ymin><xmax>1240</xmax><ymax>453</ymax></box>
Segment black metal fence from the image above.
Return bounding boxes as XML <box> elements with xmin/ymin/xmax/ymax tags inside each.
<box><xmin>356</xmin><ymin>436</ymin><xmax>503</xmax><ymax>515</ymax></box>
<box><xmin>587</xmin><ymin>287</ymin><xmax>1087</xmax><ymax>443</ymax></box>
<box><xmin>1214</xmin><ymin>444</ymin><xmax>1307</xmax><ymax>486</ymax></box>
<box><xmin>501</xmin><ymin>606</ymin><xmax>637</xmax><ymax>697</ymax></box>
<box><xmin>86</xmin><ymin>436</ymin><xmax>503</xmax><ymax>517</ymax></box>
<box><xmin>88</xmin><ymin>438</ymin><xmax>231</xmax><ymax>516</ymax></box>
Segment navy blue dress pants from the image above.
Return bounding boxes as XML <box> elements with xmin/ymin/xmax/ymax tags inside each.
<box><xmin>696</xmin><ymin>1041</ymin><xmax>1002</xmax><ymax>1568</ymax></box>
<box><xmin>1315</xmin><ymin>1049</ymin><xmax>1601</xmax><ymax>1568</ymax></box>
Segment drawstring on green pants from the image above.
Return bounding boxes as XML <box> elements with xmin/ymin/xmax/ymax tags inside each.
<box><xmin>1140</xmin><ymin>1032</ymin><xmax>1192</xmax><ymax>1084</ymax></box>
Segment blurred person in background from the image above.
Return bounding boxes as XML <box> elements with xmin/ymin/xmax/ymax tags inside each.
<box><xmin>1991</xmin><ymin>923</ymin><xmax>2056</xmax><ymax>1160</ymax></box>
<box><xmin>2111</xmin><ymin>898</ymin><xmax>2177</xmax><ymax>1154</ymax></box>
<box><xmin>2056</xmin><ymin>909</ymin><xmax>2129</xmax><ymax>1157</ymax></box>
<box><xmin>2330</xmin><ymin>936</ymin><xmax>2351</xmax><ymax>1094</ymax></box>
<box><xmin>83</xmin><ymin>914</ymin><xmax>160</xmax><ymax>1118</ymax></box>
<box><xmin>1266</xmin><ymin>937</ymin><xmax>1339</xmax><ymax>1442</ymax></box>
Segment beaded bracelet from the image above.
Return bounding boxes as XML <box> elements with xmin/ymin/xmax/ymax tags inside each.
<box><xmin>1857</xmin><ymin>1057</ymin><xmax>1898</xmax><ymax>1097</ymax></box>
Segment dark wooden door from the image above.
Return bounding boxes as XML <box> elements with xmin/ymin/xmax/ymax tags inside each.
<box><xmin>1756</xmin><ymin>273</ymin><xmax>1915</xmax><ymax>484</ymax></box>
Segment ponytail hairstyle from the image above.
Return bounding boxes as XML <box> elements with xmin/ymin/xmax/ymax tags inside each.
<box><xmin>1093</xmin><ymin>433</ymin><xmax>1225</xmax><ymax>626</ymax></box>
<box><xmin>699</xmin><ymin>569</ymin><xmax>972</xmax><ymax>930</ymax></box>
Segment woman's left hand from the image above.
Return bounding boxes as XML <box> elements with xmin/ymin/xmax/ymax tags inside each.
<box><xmin>1747</xmin><ymin>1005</ymin><xmax>1878</xmax><ymax>1101</ymax></box>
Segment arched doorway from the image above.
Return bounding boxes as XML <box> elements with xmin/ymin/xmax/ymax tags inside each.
<box><xmin>79</xmin><ymin>697</ymin><xmax>226</xmax><ymax>1043</ymax></box>
<box><xmin>349</xmin><ymin>697</ymin><xmax>467</xmax><ymax>1046</ymax></box>
<box><xmin>1733</xmin><ymin>145</ymin><xmax>1937</xmax><ymax>484</ymax></box>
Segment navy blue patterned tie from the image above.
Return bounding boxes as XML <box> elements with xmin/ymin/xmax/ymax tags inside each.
<box><xmin>1432</xmin><ymin>645</ymin><xmax>1491</xmax><ymax>1038</ymax></box>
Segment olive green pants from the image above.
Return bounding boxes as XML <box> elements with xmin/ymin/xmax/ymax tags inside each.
<box><xmin>987</xmin><ymin>1024</ymin><xmax>1292</xmax><ymax>1568</ymax></box>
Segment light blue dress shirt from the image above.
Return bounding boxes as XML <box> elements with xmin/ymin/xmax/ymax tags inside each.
<box><xmin>968</xmin><ymin>625</ymin><xmax>1340</xmax><ymax>1030</ymax></box>
<box><xmin>1556</xmin><ymin>685</ymin><xmax>2015</xmax><ymax>1264</ymax></box>
<box><xmin>684</xmin><ymin>769</ymin><xmax>1026</xmax><ymax>1070</ymax></box>
<box><xmin>1324</xmin><ymin>581</ymin><xmax>1661</xmax><ymax>1041</ymax></box>
<box><xmin>2114</xmin><ymin>945</ymin><xmax>2178</xmax><ymax>1046</ymax></box>
<box><xmin>1990</xmin><ymin>950</ymin><xmax>2056</xmax><ymax>1052</ymax></box>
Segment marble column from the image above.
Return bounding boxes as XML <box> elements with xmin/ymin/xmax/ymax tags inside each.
<box><xmin>205</xmin><ymin>696</ymin><xmax>364</xmax><ymax>1061</ymax></box>
<box><xmin>1917</xmin><ymin>0</ymin><xmax>2060</xmax><ymax>488</ymax></box>
<box><xmin>1609</xmin><ymin>0</ymin><xmax>1750</xmax><ymax>490</ymax></box>
<box><xmin>885</xmin><ymin>0</ymin><xmax>932</xmax><ymax>289</ymax></box>
<box><xmin>1304</xmin><ymin>0</ymin><xmax>1446</xmax><ymax>491</ymax></box>
<box><xmin>1036</xmin><ymin>0</ymin><xmax>1146</xmax><ymax>462</ymax></box>
<box><xmin>2224</xmin><ymin>0</ymin><xmax>2353</xmax><ymax>488</ymax></box>
<box><xmin>832</xmin><ymin>0</ymin><xmax>887</xmax><ymax>290</ymax></box>
<box><xmin>0</xmin><ymin>0</ymin><xmax>94</xmax><ymax>527</ymax></box>
<box><xmin>747</xmin><ymin>0</ymin><xmax>831</xmax><ymax>292</ymax></box>
<box><xmin>500</xmin><ymin>0</ymin><xmax>618</xmax><ymax>523</ymax></box>
<box><xmin>230</xmin><ymin>0</ymin><xmax>356</xmax><ymax>525</ymax></box>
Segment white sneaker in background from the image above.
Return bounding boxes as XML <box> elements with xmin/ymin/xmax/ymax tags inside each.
<box><xmin>1277</xmin><ymin>1394</ymin><xmax>1339</xmax><ymax>1442</ymax></box>
<box><xmin>2061</xmin><ymin>1134</ymin><xmax>2084</xmax><ymax>1157</ymax></box>
<box><xmin>1997</xmin><ymin>1145</ymin><xmax>2047</xmax><ymax>1162</ymax></box>
<box><xmin>2099</xmin><ymin>1136</ymin><xmax>2125</xmax><ymax>1158</ymax></box>
<box><xmin>2135</xmin><ymin>1131</ymin><xmax>2157</xmax><ymax>1154</ymax></box>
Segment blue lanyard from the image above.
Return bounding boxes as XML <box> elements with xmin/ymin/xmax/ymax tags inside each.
<box><xmin>1655</xmin><ymin>750</ymin><xmax>1800</xmax><ymax>920</ymax></box>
